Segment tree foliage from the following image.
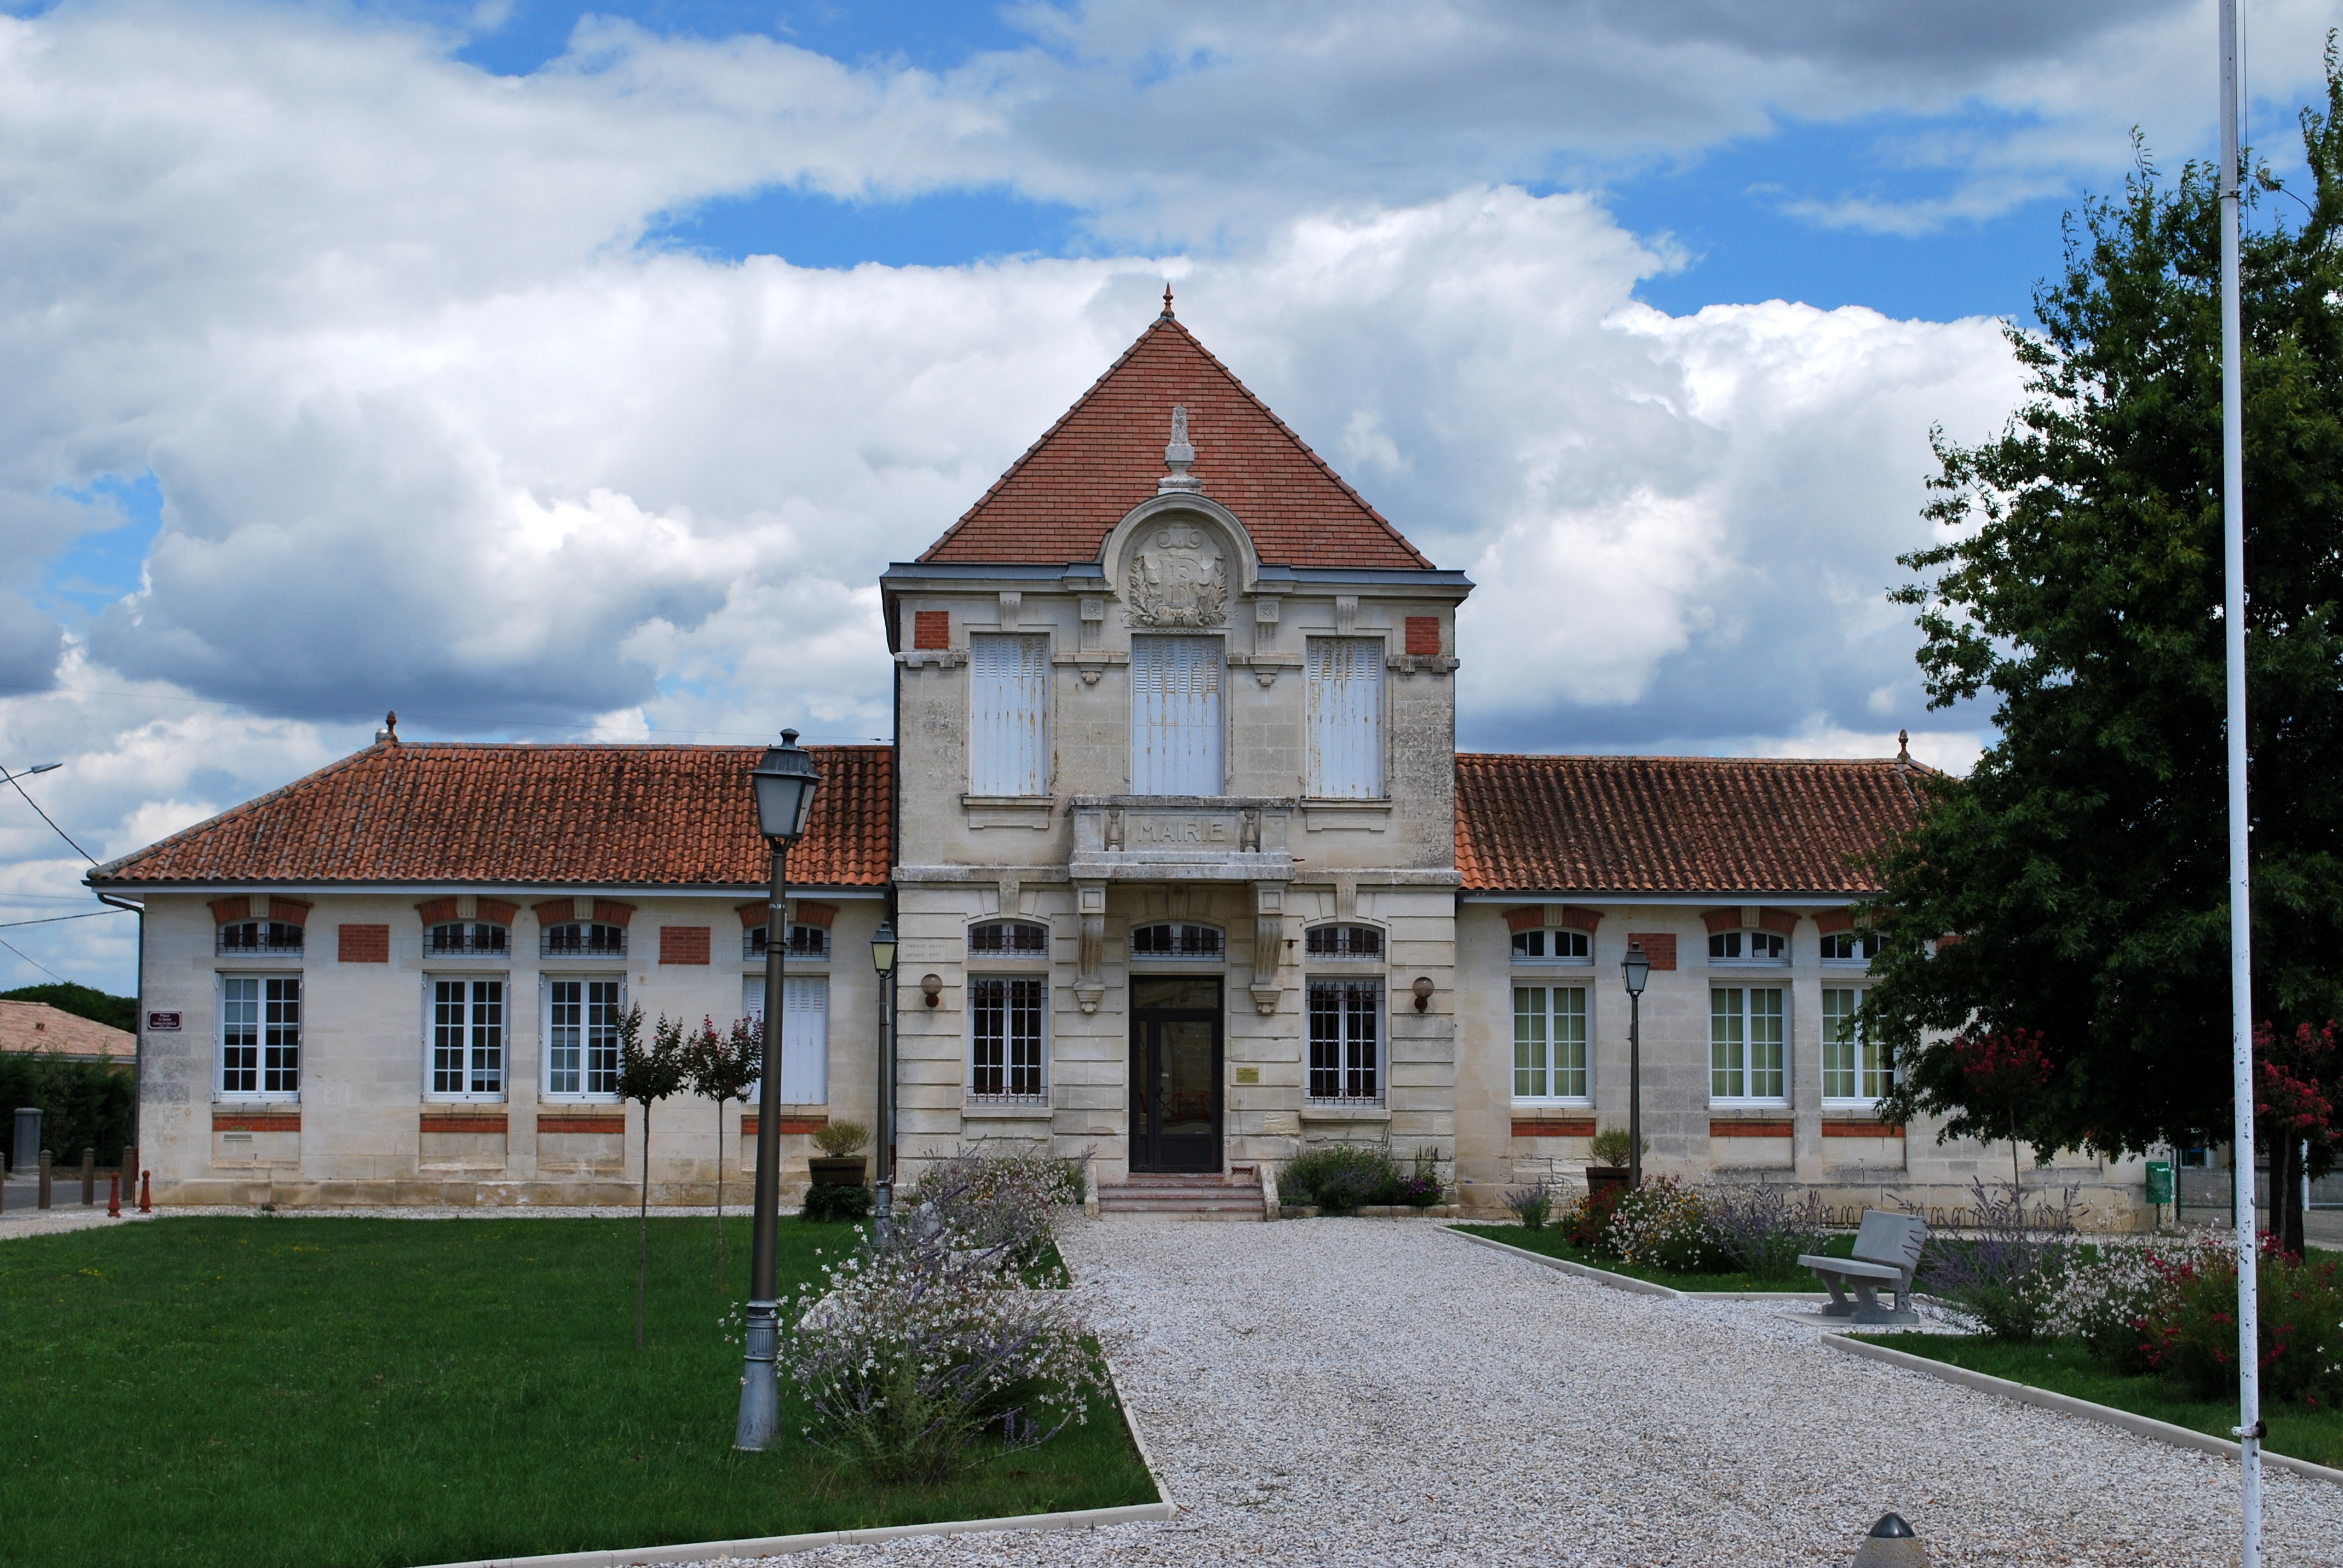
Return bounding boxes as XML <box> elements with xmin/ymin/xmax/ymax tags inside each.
<box><xmin>1870</xmin><ymin>53</ymin><xmax>2343</xmax><ymax>1159</ymax></box>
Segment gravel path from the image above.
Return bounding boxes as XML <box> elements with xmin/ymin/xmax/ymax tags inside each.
<box><xmin>709</xmin><ymin>1217</ymin><xmax>2343</xmax><ymax>1568</ymax></box>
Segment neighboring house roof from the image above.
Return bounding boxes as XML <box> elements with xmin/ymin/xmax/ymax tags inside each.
<box><xmin>1455</xmin><ymin>753</ymin><xmax>1924</xmax><ymax>896</ymax></box>
<box><xmin>919</xmin><ymin>308</ymin><xmax>1435</xmax><ymax>571</ymax></box>
<box><xmin>0</xmin><ymin>1000</ymin><xmax>133</xmax><ymax>1063</ymax></box>
<box><xmin>86</xmin><ymin>742</ymin><xmax>892</xmax><ymax>891</ymax></box>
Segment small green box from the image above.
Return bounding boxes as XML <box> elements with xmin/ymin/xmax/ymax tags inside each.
<box><xmin>2145</xmin><ymin>1159</ymin><xmax>2174</xmax><ymax>1204</ymax></box>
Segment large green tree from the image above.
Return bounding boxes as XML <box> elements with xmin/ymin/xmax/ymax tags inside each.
<box><xmin>1870</xmin><ymin>56</ymin><xmax>2343</xmax><ymax>1161</ymax></box>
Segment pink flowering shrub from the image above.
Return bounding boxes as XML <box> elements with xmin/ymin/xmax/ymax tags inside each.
<box><xmin>2138</xmin><ymin>1236</ymin><xmax>2343</xmax><ymax>1408</ymax></box>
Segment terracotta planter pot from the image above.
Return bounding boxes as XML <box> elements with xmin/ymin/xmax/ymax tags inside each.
<box><xmin>1584</xmin><ymin>1165</ymin><xmax>1631</xmax><ymax>1203</ymax></box>
<box><xmin>807</xmin><ymin>1155</ymin><xmax>867</xmax><ymax>1187</ymax></box>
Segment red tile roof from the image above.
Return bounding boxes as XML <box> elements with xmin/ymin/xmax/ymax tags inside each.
<box><xmin>87</xmin><ymin>743</ymin><xmax>891</xmax><ymax>891</ymax></box>
<box><xmin>920</xmin><ymin>312</ymin><xmax>1434</xmax><ymax>570</ymax></box>
<box><xmin>1455</xmin><ymin>754</ymin><xmax>1924</xmax><ymax>895</ymax></box>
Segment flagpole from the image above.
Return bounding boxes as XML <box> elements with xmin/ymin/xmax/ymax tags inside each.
<box><xmin>2217</xmin><ymin>2</ymin><xmax>2262</xmax><ymax>1563</ymax></box>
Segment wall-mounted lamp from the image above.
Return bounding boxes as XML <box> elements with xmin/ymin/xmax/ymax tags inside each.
<box><xmin>920</xmin><ymin>973</ymin><xmax>943</xmax><ymax>1008</ymax></box>
<box><xmin>1412</xmin><ymin>976</ymin><xmax>1435</xmax><ymax>1011</ymax></box>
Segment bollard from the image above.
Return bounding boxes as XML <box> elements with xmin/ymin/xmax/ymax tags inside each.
<box><xmin>38</xmin><ymin>1149</ymin><xmax>53</xmax><ymax>1209</ymax></box>
<box><xmin>139</xmin><ymin>1169</ymin><xmax>151</xmax><ymax>1213</ymax></box>
<box><xmin>81</xmin><ymin>1147</ymin><xmax>95</xmax><ymax>1206</ymax></box>
<box><xmin>1851</xmin><ymin>1512</ymin><xmax>1927</xmax><ymax>1568</ymax></box>
<box><xmin>107</xmin><ymin>1172</ymin><xmax>120</xmax><ymax>1218</ymax></box>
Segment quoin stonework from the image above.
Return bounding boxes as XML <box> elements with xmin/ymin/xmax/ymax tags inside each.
<box><xmin>88</xmin><ymin>301</ymin><xmax>2149</xmax><ymax>1222</ymax></box>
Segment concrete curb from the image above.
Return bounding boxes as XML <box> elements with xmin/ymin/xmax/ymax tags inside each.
<box><xmin>1823</xmin><ymin>1334</ymin><xmax>2343</xmax><ymax>1489</ymax></box>
<box><xmin>1443</xmin><ymin>1226</ymin><xmax>1829</xmax><ymax>1302</ymax></box>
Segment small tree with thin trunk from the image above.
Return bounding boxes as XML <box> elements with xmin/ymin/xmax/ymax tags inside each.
<box><xmin>684</xmin><ymin>1014</ymin><xmax>762</xmax><ymax>1289</ymax></box>
<box><xmin>1955</xmin><ymin>1029</ymin><xmax>2052</xmax><ymax>1213</ymax></box>
<box><xmin>617</xmin><ymin>1007</ymin><xmax>688</xmax><ymax>1348</ymax></box>
<box><xmin>2254</xmin><ymin>1019</ymin><xmax>2339</xmax><ymax>1257</ymax></box>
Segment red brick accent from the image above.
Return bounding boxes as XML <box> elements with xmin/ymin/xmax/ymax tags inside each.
<box><xmin>415</xmin><ymin>897</ymin><xmax>460</xmax><ymax>925</ymax></box>
<box><xmin>1504</xmin><ymin>905</ymin><xmax>1546</xmax><ymax>933</ymax></box>
<box><xmin>212</xmin><ymin>1109</ymin><xmax>300</xmax><ymax>1132</ymax></box>
<box><xmin>793</xmin><ymin>900</ymin><xmax>838</xmax><ymax>929</ymax></box>
<box><xmin>1556</xmin><ymin>905</ymin><xmax>1603</xmax><ymax>933</ymax></box>
<box><xmin>1626</xmin><ymin>933</ymin><xmax>1676</xmax><ymax>970</ymax></box>
<box><xmin>1405</xmin><ymin>616</ymin><xmax>1441</xmax><ymax>656</ymax></box>
<box><xmin>1701</xmin><ymin>907</ymin><xmax>1743</xmax><ymax>935</ymax></box>
<box><xmin>1756</xmin><ymin>907</ymin><xmax>1798</xmax><ymax>936</ymax></box>
<box><xmin>913</xmin><ymin>610</ymin><xmax>949</xmax><ymax>650</ymax></box>
<box><xmin>593</xmin><ymin>900</ymin><xmax>635</xmax><ymax>928</ymax></box>
<box><xmin>209</xmin><ymin>897</ymin><xmax>254</xmax><ymax>924</ymax></box>
<box><xmin>741</xmin><ymin>1114</ymin><xmax>830</xmax><ymax>1138</ymax></box>
<box><xmin>1511</xmin><ymin>1117</ymin><xmax>1596</xmax><ymax>1138</ymax></box>
<box><xmin>532</xmin><ymin>900</ymin><xmax>576</xmax><ymax>927</ymax></box>
<box><xmin>266</xmin><ymin>898</ymin><xmax>312</xmax><ymax>926</ymax></box>
<box><xmin>1936</xmin><ymin>932</ymin><xmax>1964</xmax><ymax>948</ymax></box>
<box><xmin>338</xmin><ymin>924</ymin><xmax>390</xmax><ymax>963</ymax></box>
<box><xmin>1822</xmin><ymin>1120</ymin><xmax>1904</xmax><ymax>1138</ymax></box>
<box><xmin>659</xmin><ymin>926</ymin><xmax>711</xmax><ymax>965</ymax></box>
<box><xmin>1813</xmin><ymin>907</ymin><xmax>1854</xmax><ymax>935</ymax></box>
<box><xmin>477</xmin><ymin>898</ymin><xmax>519</xmax><ymax>926</ymax></box>
<box><xmin>537</xmin><ymin>1113</ymin><xmax>625</xmax><ymax>1135</ymax></box>
<box><xmin>738</xmin><ymin>901</ymin><xmax>772</xmax><ymax>928</ymax></box>
<box><xmin>1709</xmin><ymin>1119</ymin><xmax>1794</xmax><ymax>1138</ymax></box>
<box><xmin>421</xmin><ymin>1112</ymin><xmax>509</xmax><ymax>1134</ymax></box>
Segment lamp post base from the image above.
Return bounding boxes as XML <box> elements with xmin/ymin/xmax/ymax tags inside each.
<box><xmin>735</xmin><ymin>1298</ymin><xmax>779</xmax><ymax>1451</ymax></box>
<box><xmin>874</xmin><ymin>1180</ymin><xmax>894</xmax><ymax>1246</ymax></box>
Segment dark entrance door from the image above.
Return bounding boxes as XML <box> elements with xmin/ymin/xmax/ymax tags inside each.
<box><xmin>1130</xmin><ymin>976</ymin><xmax>1223</xmax><ymax>1173</ymax></box>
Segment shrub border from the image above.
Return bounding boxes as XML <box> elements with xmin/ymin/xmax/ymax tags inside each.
<box><xmin>1444</xmin><ymin>1225</ymin><xmax>1827</xmax><ymax>1301</ymax></box>
<box><xmin>1826</xmin><ymin>1334</ymin><xmax>2343</xmax><ymax>1489</ymax></box>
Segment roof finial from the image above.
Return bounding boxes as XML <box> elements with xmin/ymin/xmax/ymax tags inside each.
<box><xmin>375</xmin><ymin>710</ymin><xmax>399</xmax><ymax>745</ymax></box>
<box><xmin>1161</xmin><ymin>281</ymin><xmax>1175</xmax><ymax>319</ymax></box>
<box><xmin>1896</xmin><ymin>728</ymin><xmax>1909</xmax><ymax>763</ymax></box>
<box><xmin>1159</xmin><ymin>405</ymin><xmax>1201</xmax><ymax>494</ymax></box>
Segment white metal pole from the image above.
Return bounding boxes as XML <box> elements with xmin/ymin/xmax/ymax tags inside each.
<box><xmin>2218</xmin><ymin>2</ymin><xmax>2263</xmax><ymax>1560</ymax></box>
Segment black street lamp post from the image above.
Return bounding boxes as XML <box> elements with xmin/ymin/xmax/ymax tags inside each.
<box><xmin>735</xmin><ymin>729</ymin><xmax>821</xmax><ymax>1452</ymax></box>
<box><xmin>869</xmin><ymin>917</ymin><xmax>897</xmax><ymax>1245</ymax></box>
<box><xmin>1620</xmin><ymin>942</ymin><xmax>1650</xmax><ymax>1191</ymax></box>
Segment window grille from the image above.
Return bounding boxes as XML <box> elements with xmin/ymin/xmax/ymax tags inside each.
<box><xmin>1130</xmin><ymin>922</ymin><xmax>1223</xmax><ymax>959</ymax></box>
<box><xmin>971</xmin><ymin>976</ymin><xmax>1044</xmax><ymax>1099</ymax></box>
<box><xmin>546</xmin><ymin>978</ymin><xmax>623</xmax><ymax>1097</ymax></box>
<box><xmin>1305</xmin><ymin>924</ymin><xmax>1382</xmax><ymax>959</ymax></box>
<box><xmin>1308</xmin><ymin>978</ymin><xmax>1380</xmax><ymax>1102</ymax></box>
<box><xmin>542</xmin><ymin>922</ymin><xmax>626</xmax><ymax>959</ymax></box>
<box><xmin>745</xmin><ymin>924</ymin><xmax>828</xmax><ymax>961</ymax></box>
<box><xmin>431</xmin><ymin>978</ymin><xmax>504</xmax><ymax>1096</ymax></box>
<box><xmin>1511</xmin><ymin>929</ymin><xmax>1590</xmax><ymax>960</ymax></box>
<box><xmin>427</xmin><ymin>921</ymin><xmax>510</xmax><ymax>956</ymax></box>
<box><xmin>220</xmin><ymin>976</ymin><xmax>300</xmax><ymax>1096</ymax></box>
<box><xmin>1513</xmin><ymin>985</ymin><xmax>1588</xmax><ymax>1100</ymax></box>
<box><xmin>968</xmin><ymin>920</ymin><xmax>1049</xmax><ymax>956</ymax></box>
<box><xmin>217</xmin><ymin>920</ymin><xmax>304</xmax><ymax>956</ymax></box>
<box><xmin>1821</xmin><ymin>930</ymin><xmax>1883</xmax><ymax>962</ymax></box>
<box><xmin>1708</xmin><ymin>930</ymin><xmax>1786</xmax><ymax>962</ymax></box>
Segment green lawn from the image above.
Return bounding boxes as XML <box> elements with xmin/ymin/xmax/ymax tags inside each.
<box><xmin>1451</xmin><ymin>1223</ymin><xmax>1855</xmax><ymax>1292</ymax></box>
<box><xmin>1855</xmin><ymin>1333</ymin><xmax>2343</xmax><ymax>1470</ymax></box>
<box><xmin>0</xmin><ymin>1217</ymin><xmax>1156</xmax><ymax>1568</ymax></box>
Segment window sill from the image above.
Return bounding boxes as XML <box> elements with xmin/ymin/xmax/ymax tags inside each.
<box><xmin>1301</xmin><ymin>800</ymin><xmax>1390</xmax><ymax>834</ymax></box>
<box><xmin>962</xmin><ymin>795</ymin><xmax>1057</xmax><ymax>830</ymax></box>
<box><xmin>964</xmin><ymin>1098</ymin><xmax>1051</xmax><ymax>1119</ymax></box>
<box><xmin>1299</xmin><ymin>1102</ymin><xmax>1389</xmax><ymax>1123</ymax></box>
<box><xmin>1706</xmin><ymin>962</ymin><xmax>1790</xmax><ymax>972</ymax></box>
<box><xmin>1510</xmin><ymin>961</ymin><xmax>1595</xmax><ymax>970</ymax></box>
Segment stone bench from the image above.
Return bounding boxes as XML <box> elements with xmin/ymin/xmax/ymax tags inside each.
<box><xmin>1799</xmin><ymin>1210</ymin><xmax>1927</xmax><ymax>1325</ymax></box>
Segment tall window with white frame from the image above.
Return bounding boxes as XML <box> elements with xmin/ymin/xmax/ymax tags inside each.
<box><xmin>1308</xmin><ymin>979</ymin><xmax>1381</xmax><ymax>1102</ymax></box>
<box><xmin>220</xmin><ymin>976</ymin><xmax>301</xmax><ymax>1097</ymax></box>
<box><xmin>968</xmin><ymin>632</ymin><xmax>1051</xmax><ymax>796</ymax></box>
<box><xmin>1513</xmin><ymin>985</ymin><xmax>1588</xmax><ymax>1102</ymax></box>
<box><xmin>1130</xmin><ymin>634</ymin><xmax>1223</xmax><ymax>795</ymax></box>
<box><xmin>429</xmin><ymin>978</ymin><xmax>505</xmax><ymax>1099</ymax></box>
<box><xmin>971</xmin><ymin>976</ymin><xmax>1044</xmax><ymax>1101</ymax></box>
<box><xmin>1821</xmin><ymin>988</ymin><xmax>1890</xmax><ymax>1103</ymax></box>
<box><xmin>545</xmin><ymin>978</ymin><xmax>623</xmax><ymax>1099</ymax></box>
<box><xmin>1711</xmin><ymin>987</ymin><xmax>1787</xmax><ymax>1103</ymax></box>
<box><xmin>1305</xmin><ymin>636</ymin><xmax>1383</xmax><ymax>799</ymax></box>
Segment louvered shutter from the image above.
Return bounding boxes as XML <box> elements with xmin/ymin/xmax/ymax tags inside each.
<box><xmin>777</xmin><ymin>976</ymin><xmax>828</xmax><ymax>1104</ymax></box>
<box><xmin>968</xmin><ymin>633</ymin><xmax>1050</xmax><ymax>795</ymax></box>
<box><xmin>1306</xmin><ymin>636</ymin><xmax>1384</xmax><ymax>799</ymax></box>
<box><xmin>1130</xmin><ymin>635</ymin><xmax>1223</xmax><ymax>794</ymax></box>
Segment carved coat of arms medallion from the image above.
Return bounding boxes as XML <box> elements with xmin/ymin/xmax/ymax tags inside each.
<box><xmin>1124</xmin><ymin>524</ymin><xmax>1229</xmax><ymax>627</ymax></box>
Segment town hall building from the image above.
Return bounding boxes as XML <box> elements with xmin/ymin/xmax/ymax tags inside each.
<box><xmin>87</xmin><ymin>299</ymin><xmax>2148</xmax><ymax>1223</ymax></box>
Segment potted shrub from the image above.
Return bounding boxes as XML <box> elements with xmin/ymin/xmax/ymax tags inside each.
<box><xmin>808</xmin><ymin>1120</ymin><xmax>871</xmax><ymax>1187</ymax></box>
<box><xmin>1584</xmin><ymin>1123</ymin><xmax>1643</xmax><ymax>1203</ymax></box>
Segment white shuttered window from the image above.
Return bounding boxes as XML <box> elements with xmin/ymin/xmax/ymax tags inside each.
<box><xmin>969</xmin><ymin>633</ymin><xmax>1051</xmax><ymax>796</ymax></box>
<box><xmin>1130</xmin><ymin>635</ymin><xmax>1223</xmax><ymax>795</ymax></box>
<box><xmin>1306</xmin><ymin>637</ymin><xmax>1384</xmax><ymax>799</ymax></box>
<box><xmin>742</xmin><ymin>974</ymin><xmax>830</xmax><ymax>1104</ymax></box>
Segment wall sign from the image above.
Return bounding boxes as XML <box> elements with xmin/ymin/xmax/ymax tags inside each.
<box><xmin>146</xmin><ymin>1011</ymin><xmax>182</xmax><ymax>1031</ymax></box>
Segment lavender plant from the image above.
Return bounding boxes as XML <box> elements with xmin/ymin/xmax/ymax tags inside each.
<box><xmin>1504</xmin><ymin>1178</ymin><xmax>1557</xmax><ymax>1230</ymax></box>
<box><xmin>1910</xmin><ymin>1177</ymin><xmax>2078</xmax><ymax>1341</ymax></box>
<box><xmin>1703</xmin><ymin>1181</ymin><xmax>1832</xmax><ymax>1281</ymax></box>
<box><xmin>905</xmin><ymin>1149</ymin><xmax>1090</xmax><ymax>1272</ymax></box>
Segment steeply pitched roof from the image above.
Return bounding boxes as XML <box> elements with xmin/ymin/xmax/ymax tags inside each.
<box><xmin>87</xmin><ymin>743</ymin><xmax>892</xmax><ymax>891</ymax></box>
<box><xmin>1455</xmin><ymin>754</ymin><xmax>1924</xmax><ymax>896</ymax></box>
<box><xmin>920</xmin><ymin>310</ymin><xmax>1434</xmax><ymax>570</ymax></box>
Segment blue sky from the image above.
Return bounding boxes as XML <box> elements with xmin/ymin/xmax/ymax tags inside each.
<box><xmin>0</xmin><ymin>0</ymin><xmax>2334</xmax><ymax>990</ymax></box>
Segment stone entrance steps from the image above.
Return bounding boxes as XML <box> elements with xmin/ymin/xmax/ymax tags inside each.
<box><xmin>1096</xmin><ymin>1172</ymin><xmax>1266</xmax><ymax>1221</ymax></box>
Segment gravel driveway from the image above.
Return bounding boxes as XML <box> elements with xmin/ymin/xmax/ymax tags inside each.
<box><xmin>704</xmin><ymin>1215</ymin><xmax>2343</xmax><ymax>1568</ymax></box>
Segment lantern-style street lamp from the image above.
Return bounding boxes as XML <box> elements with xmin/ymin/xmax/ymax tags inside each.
<box><xmin>1620</xmin><ymin>942</ymin><xmax>1650</xmax><ymax>1191</ymax></box>
<box><xmin>735</xmin><ymin>730</ymin><xmax>821</xmax><ymax>1452</ymax></box>
<box><xmin>869</xmin><ymin>916</ymin><xmax>897</xmax><ymax>1244</ymax></box>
